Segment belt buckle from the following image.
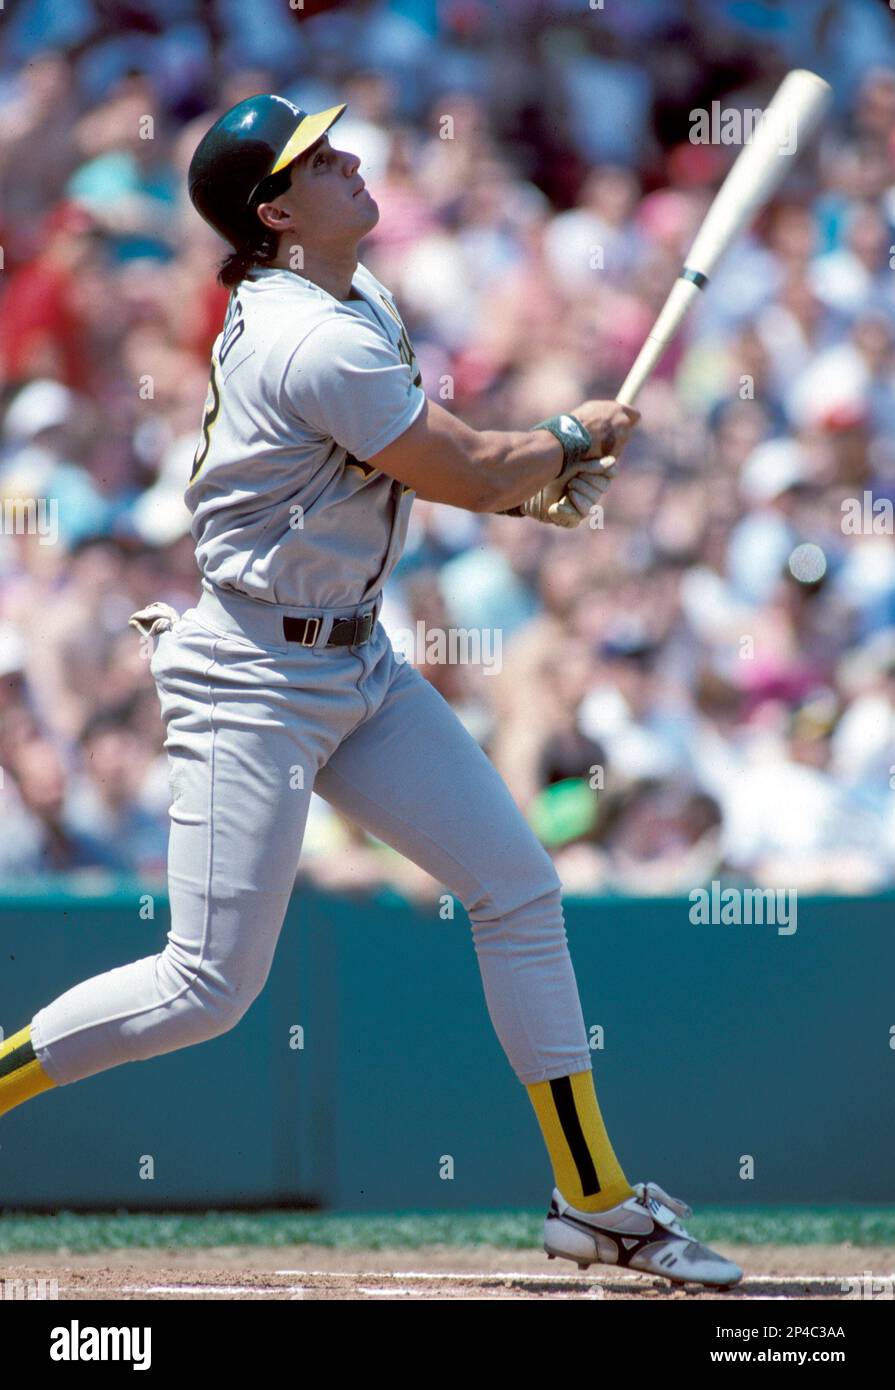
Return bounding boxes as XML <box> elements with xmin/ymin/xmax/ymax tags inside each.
<box><xmin>301</xmin><ymin>616</ymin><xmax>321</xmax><ymax>647</ymax></box>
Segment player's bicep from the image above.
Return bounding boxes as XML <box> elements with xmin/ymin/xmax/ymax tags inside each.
<box><xmin>283</xmin><ymin>319</ymin><xmax>425</xmax><ymax>462</ymax></box>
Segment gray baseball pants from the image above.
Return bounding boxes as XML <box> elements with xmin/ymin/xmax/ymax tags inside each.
<box><xmin>30</xmin><ymin>583</ymin><xmax>593</xmax><ymax>1087</ymax></box>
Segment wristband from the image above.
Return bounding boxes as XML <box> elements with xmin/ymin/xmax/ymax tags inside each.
<box><xmin>529</xmin><ymin>413</ymin><xmax>592</xmax><ymax>477</ymax></box>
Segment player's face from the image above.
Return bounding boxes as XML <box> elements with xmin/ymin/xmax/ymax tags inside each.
<box><xmin>267</xmin><ymin>135</ymin><xmax>379</xmax><ymax>247</ymax></box>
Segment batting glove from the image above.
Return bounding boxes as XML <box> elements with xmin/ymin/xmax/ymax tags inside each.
<box><xmin>515</xmin><ymin>454</ymin><xmax>617</xmax><ymax>528</ymax></box>
<box><xmin>546</xmin><ymin>455</ymin><xmax>617</xmax><ymax>527</ymax></box>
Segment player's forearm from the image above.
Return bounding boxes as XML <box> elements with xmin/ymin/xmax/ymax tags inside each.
<box><xmin>409</xmin><ymin>425</ymin><xmax>563</xmax><ymax>513</ymax></box>
<box><xmin>468</xmin><ymin>427</ymin><xmax>564</xmax><ymax>513</ymax></box>
<box><xmin>371</xmin><ymin>397</ymin><xmax>564</xmax><ymax>512</ymax></box>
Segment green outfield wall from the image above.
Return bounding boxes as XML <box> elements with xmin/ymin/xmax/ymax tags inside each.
<box><xmin>0</xmin><ymin>883</ymin><xmax>892</xmax><ymax>1211</ymax></box>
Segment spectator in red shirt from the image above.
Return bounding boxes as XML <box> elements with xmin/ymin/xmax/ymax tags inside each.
<box><xmin>0</xmin><ymin>201</ymin><xmax>101</xmax><ymax>392</ymax></box>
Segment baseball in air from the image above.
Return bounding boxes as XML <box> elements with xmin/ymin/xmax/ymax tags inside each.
<box><xmin>788</xmin><ymin>542</ymin><xmax>828</xmax><ymax>584</ymax></box>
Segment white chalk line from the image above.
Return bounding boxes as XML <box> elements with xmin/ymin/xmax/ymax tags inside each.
<box><xmin>277</xmin><ymin>1270</ymin><xmax>854</xmax><ymax>1285</ymax></box>
<box><xmin>106</xmin><ymin>1272</ymin><xmax>859</xmax><ymax>1298</ymax></box>
<box><xmin>122</xmin><ymin>1284</ymin><xmax>306</xmax><ymax>1296</ymax></box>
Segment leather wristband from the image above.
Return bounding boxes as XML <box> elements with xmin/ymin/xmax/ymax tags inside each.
<box><xmin>497</xmin><ymin>412</ymin><xmax>593</xmax><ymax>516</ymax></box>
<box><xmin>529</xmin><ymin>412</ymin><xmax>592</xmax><ymax>477</ymax></box>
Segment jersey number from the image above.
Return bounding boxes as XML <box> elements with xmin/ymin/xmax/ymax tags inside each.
<box><xmin>191</xmin><ymin>295</ymin><xmax>245</xmax><ymax>483</ymax></box>
<box><xmin>191</xmin><ymin>357</ymin><xmax>221</xmax><ymax>483</ymax></box>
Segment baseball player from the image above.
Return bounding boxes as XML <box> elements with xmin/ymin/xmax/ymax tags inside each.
<box><xmin>0</xmin><ymin>94</ymin><xmax>741</xmax><ymax>1289</ymax></box>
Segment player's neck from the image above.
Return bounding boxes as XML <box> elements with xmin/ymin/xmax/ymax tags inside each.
<box><xmin>269</xmin><ymin>241</ymin><xmax>359</xmax><ymax>301</ymax></box>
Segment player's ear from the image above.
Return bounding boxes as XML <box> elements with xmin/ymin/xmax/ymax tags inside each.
<box><xmin>255</xmin><ymin>200</ymin><xmax>295</xmax><ymax>234</ymax></box>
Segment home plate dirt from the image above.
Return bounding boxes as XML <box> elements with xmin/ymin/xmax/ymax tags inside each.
<box><xmin>3</xmin><ymin>1245</ymin><xmax>892</xmax><ymax>1299</ymax></box>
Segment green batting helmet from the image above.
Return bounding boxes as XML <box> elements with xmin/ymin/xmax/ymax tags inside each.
<box><xmin>188</xmin><ymin>93</ymin><xmax>347</xmax><ymax>246</ymax></box>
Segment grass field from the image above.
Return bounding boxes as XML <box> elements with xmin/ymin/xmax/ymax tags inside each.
<box><xmin>2</xmin><ymin>1208</ymin><xmax>893</xmax><ymax>1300</ymax></box>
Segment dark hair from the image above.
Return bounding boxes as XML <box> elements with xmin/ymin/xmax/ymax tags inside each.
<box><xmin>80</xmin><ymin>696</ymin><xmax>141</xmax><ymax>746</ymax></box>
<box><xmin>217</xmin><ymin>164</ymin><xmax>294</xmax><ymax>288</ymax></box>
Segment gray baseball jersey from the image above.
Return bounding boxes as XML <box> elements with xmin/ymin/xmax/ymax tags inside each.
<box><xmin>186</xmin><ymin>260</ymin><xmax>426</xmax><ymax>607</ymax></box>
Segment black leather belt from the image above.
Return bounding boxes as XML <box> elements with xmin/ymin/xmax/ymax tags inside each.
<box><xmin>283</xmin><ymin>611</ymin><xmax>375</xmax><ymax>648</ymax></box>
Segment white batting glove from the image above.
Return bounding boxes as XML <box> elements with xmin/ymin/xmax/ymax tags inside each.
<box><xmin>511</xmin><ymin>453</ymin><xmax>608</xmax><ymax>528</ymax></box>
<box><xmin>517</xmin><ymin>454</ymin><xmax>617</xmax><ymax>528</ymax></box>
<box><xmin>547</xmin><ymin>455</ymin><xmax>617</xmax><ymax>527</ymax></box>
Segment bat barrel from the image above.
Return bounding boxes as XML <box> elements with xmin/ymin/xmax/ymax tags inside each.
<box><xmin>684</xmin><ymin>69</ymin><xmax>832</xmax><ymax>280</ymax></box>
<box><xmin>614</xmin><ymin>69</ymin><xmax>832</xmax><ymax>411</ymax></box>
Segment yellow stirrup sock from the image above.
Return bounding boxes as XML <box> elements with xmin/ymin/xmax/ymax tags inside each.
<box><xmin>0</xmin><ymin>1024</ymin><xmax>57</xmax><ymax>1117</ymax></box>
<box><xmin>527</xmin><ymin>1068</ymin><xmax>636</xmax><ymax>1213</ymax></box>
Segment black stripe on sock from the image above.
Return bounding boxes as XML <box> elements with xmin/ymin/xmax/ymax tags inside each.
<box><xmin>549</xmin><ymin>1075</ymin><xmax>601</xmax><ymax>1197</ymax></box>
<box><xmin>0</xmin><ymin>1039</ymin><xmax>36</xmax><ymax>1080</ymax></box>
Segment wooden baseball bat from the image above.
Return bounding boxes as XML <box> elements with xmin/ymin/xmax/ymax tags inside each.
<box><xmin>615</xmin><ymin>68</ymin><xmax>832</xmax><ymax>409</ymax></box>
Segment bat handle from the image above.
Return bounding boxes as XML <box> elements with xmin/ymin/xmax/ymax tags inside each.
<box><xmin>614</xmin><ymin>274</ymin><xmax>704</xmax><ymax>411</ymax></box>
<box><xmin>615</xmin><ymin>356</ymin><xmax>652</xmax><ymax>410</ymax></box>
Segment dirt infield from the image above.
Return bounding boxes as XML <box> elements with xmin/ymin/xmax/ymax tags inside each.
<box><xmin>3</xmin><ymin>1244</ymin><xmax>892</xmax><ymax>1299</ymax></box>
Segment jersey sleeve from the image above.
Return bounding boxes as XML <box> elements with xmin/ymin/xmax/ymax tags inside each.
<box><xmin>281</xmin><ymin>316</ymin><xmax>426</xmax><ymax>462</ymax></box>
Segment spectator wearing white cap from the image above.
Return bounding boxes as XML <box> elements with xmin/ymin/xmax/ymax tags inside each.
<box><xmin>727</xmin><ymin>439</ymin><xmax>809</xmax><ymax>605</ymax></box>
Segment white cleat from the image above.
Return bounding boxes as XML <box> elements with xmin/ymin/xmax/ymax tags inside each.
<box><xmin>543</xmin><ymin>1180</ymin><xmax>743</xmax><ymax>1289</ymax></box>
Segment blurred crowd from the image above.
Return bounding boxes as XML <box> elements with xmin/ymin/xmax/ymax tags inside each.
<box><xmin>1</xmin><ymin>0</ymin><xmax>895</xmax><ymax>898</ymax></box>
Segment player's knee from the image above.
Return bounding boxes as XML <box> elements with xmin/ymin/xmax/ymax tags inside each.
<box><xmin>465</xmin><ymin>844</ymin><xmax>563</xmax><ymax>927</ymax></box>
<box><xmin>155</xmin><ymin>942</ymin><xmax>271</xmax><ymax>1043</ymax></box>
<box><xmin>179</xmin><ymin>986</ymin><xmax>255</xmax><ymax>1043</ymax></box>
